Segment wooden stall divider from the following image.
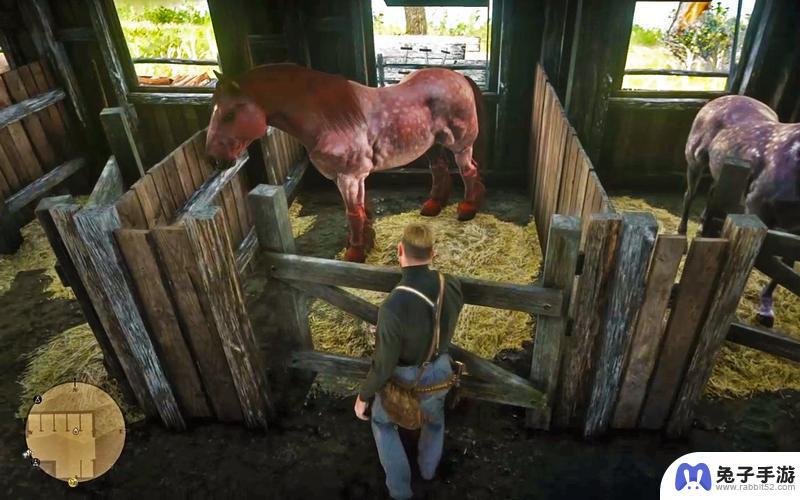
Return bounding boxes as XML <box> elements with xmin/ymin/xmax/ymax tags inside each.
<box><xmin>667</xmin><ymin>214</ymin><xmax>767</xmax><ymax>436</ymax></box>
<box><xmin>639</xmin><ymin>237</ymin><xmax>728</xmax><ymax>430</ymax></box>
<box><xmin>612</xmin><ymin>234</ymin><xmax>686</xmax><ymax>429</ymax></box>
<box><xmin>184</xmin><ymin>206</ymin><xmax>273</xmax><ymax>429</ymax></box>
<box><xmin>100</xmin><ymin>107</ymin><xmax>145</xmax><ymax>187</ymax></box>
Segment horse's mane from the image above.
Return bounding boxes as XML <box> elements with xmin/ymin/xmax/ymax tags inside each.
<box><xmin>235</xmin><ymin>64</ymin><xmax>365</xmax><ymax>133</ymax></box>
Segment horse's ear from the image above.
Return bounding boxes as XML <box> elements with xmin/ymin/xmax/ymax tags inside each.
<box><xmin>214</xmin><ymin>70</ymin><xmax>241</xmax><ymax>93</ymax></box>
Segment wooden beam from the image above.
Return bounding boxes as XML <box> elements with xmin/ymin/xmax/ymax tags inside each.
<box><xmin>726</xmin><ymin>321</ymin><xmax>800</xmax><ymax>363</ymax></box>
<box><xmin>606</xmin><ymin>97</ymin><xmax>710</xmax><ymax>111</ymax></box>
<box><xmin>56</xmin><ymin>27</ymin><xmax>96</xmax><ymax>43</ymax></box>
<box><xmin>667</xmin><ymin>214</ymin><xmax>767</xmax><ymax>437</ymax></box>
<box><xmin>87</xmin><ymin>0</ymin><xmax>131</xmax><ymax>113</ymax></box>
<box><xmin>248</xmin><ymin>184</ymin><xmax>312</xmax><ymax>350</ymax></box>
<box><xmin>283</xmin><ymin>158</ymin><xmax>309</xmax><ymax>205</ymax></box>
<box><xmin>176</xmin><ymin>152</ymin><xmax>247</xmax><ymax>220</ymax></box>
<box><xmin>35</xmin><ymin>197</ymin><xmax>133</xmax><ymax>403</ymax></box>
<box><xmin>235</xmin><ymin>228</ymin><xmax>258</xmax><ymax>276</ymax></box>
<box><xmin>263</xmin><ymin>252</ymin><xmax>564</xmax><ymax>317</ymax></box>
<box><xmin>26</xmin><ymin>0</ymin><xmax>89</xmax><ymax>127</ymax></box>
<box><xmin>0</xmin><ymin>88</ymin><xmax>65</xmax><ymax>128</ymax></box>
<box><xmin>584</xmin><ymin>212</ymin><xmax>657</xmax><ymax>437</ymax></box>
<box><xmin>5</xmin><ymin>157</ymin><xmax>86</xmax><ymax>215</ymax></box>
<box><xmin>100</xmin><ymin>107</ymin><xmax>145</xmax><ymax>187</ymax></box>
<box><xmin>755</xmin><ymin>255</ymin><xmax>800</xmax><ymax>299</ymax></box>
<box><xmin>289</xmin><ymin>350</ymin><xmax>546</xmax><ymax>409</ymax></box>
<box><xmin>128</xmin><ymin>93</ymin><xmax>213</xmax><ymax>106</ymax></box>
<box><xmin>87</xmin><ymin>156</ymin><xmax>124</xmax><ymax>207</ymax></box>
<box><xmin>527</xmin><ymin>215</ymin><xmax>581</xmax><ymax>429</ymax></box>
<box><xmin>760</xmin><ymin>229</ymin><xmax>800</xmax><ymax>261</ymax></box>
<box><xmin>184</xmin><ymin>205</ymin><xmax>273</xmax><ymax>428</ymax></box>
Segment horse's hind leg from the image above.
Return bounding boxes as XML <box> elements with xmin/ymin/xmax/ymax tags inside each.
<box><xmin>452</xmin><ymin>146</ymin><xmax>485</xmax><ymax>221</ymax></box>
<box><xmin>421</xmin><ymin>146</ymin><xmax>452</xmax><ymax>217</ymax></box>
<box><xmin>679</xmin><ymin>160</ymin><xmax>703</xmax><ymax>235</ymax></box>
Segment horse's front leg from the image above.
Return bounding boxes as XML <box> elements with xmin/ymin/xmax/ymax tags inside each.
<box><xmin>453</xmin><ymin>146</ymin><xmax>485</xmax><ymax>221</ymax></box>
<box><xmin>757</xmin><ymin>278</ymin><xmax>778</xmax><ymax>328</ymax></box>
<box><xmin>679</xmin><ymin>160</ymin><xmax>703</xmax><ymax>235</ymax></box>
<box><xmin>421</xmin><ymin>146</ymin><xmax>452</xmax><ymax>217</ymax></box>
<box><xmin>336</xmin><ymin>173</ymin><xmax>372</xmax><ymax>263</ymax></box>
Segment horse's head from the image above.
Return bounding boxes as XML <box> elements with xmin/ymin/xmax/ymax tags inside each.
<box><xmin>206</xmin><ymin>71</ymin><xmax>268</xmax><ymax>162</ymax></box>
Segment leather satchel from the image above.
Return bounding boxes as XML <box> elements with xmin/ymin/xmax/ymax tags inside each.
<box><xmin>380</xmin><ymin>273</ymin><xmax>449</xmax><ymax>430</ymax></box>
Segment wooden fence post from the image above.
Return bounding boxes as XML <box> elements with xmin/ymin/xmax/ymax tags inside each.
<box><xmin>555</xmin><ymin>213</ymin><xmax>622</xmax><ymax>428</ymax></box>
<box><xmin>701</xmin><ymin>159</ymin><xmax>750</xmax><ymax>237</ymax></box>
<box><xmin>584</xmin><ymin>212</ymin><xmax>657</xmax><ymax>438</ymax></box>
<box><xmin>100</xmin><ymin>107</ymin><xmax>145</xmax><ymax>188</ymax></box>
<box><xmin>527</xmin><ymin>214</ymin><xmax>581</xmax><ymax>429</ymax></box>
<box><xmin>667</xmin><ymin>214</ymin><xmax>766</xmax><ymax>436</ymax></box>
<box><xmin>248</xmin><ymin>184</ymin><xmax>312</xmax><ymax>350</ymax></box>
<box><xmin>184</xmin><ymin>205</ymin><xmax>273</xmax><ymax>429</ymax></box>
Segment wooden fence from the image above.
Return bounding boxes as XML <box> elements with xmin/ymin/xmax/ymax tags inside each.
<box><xmin>0</xmin><ymin>60</ymin><xmax>86</xmax><ymax>252</ymax></box>
<box><xmin>529</xmin><ymin>64</ymin><xmax>613</xmax><ymax>249</ymax></box>
<box><xmin>36</xmin><ymin>125</ymin><xmax>307</xmax><ymax>430</ymax></box>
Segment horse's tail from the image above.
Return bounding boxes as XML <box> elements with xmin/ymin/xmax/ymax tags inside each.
<box><xmin>464</xmin><ymin>75</ymin><xmax>487</xmax><ymax>171</ymax></box>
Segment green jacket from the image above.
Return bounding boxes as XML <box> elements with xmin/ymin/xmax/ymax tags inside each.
<box><xmin>359</xmin><ymin>265</ymin><xmax>464</xmax><ymax>400</ymax></box>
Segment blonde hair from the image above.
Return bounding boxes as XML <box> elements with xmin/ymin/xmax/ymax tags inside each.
<box><xmin>401</xmin><ymin>223</ymin><xmax>435</xmax><ymax>260</ymax></box>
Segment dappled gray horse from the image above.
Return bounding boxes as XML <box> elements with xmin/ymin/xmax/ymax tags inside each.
<box><xmin>680</xmin><ymin>95</ymin><xmax>800</xmax><ymax>326</ymax></box>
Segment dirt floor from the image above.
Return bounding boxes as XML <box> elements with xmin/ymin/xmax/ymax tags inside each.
<box><xmin>1</xmin><ymin>184</ymin><xmax>799</xmax><ymax>499</ymax></box>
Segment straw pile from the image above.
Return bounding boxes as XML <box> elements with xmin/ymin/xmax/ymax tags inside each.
<box><xmin>296</xmin><ymin>204</ymin><xmax>543</xmax><ymax>360</ymax></box>
<box><xmin>612</xmin><ymin>195</ymin><xmax>800</xmax><ymax>398</ymax></box>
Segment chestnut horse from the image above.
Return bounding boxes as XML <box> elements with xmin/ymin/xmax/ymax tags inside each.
<box><xmin>206</xmin><ymin>64</ymin><xmax>486</xmax><ymax>262</ymax></box>
<box><xmin>680</xmin><ymin>94</ymin><xmax>800</xmax><ymax>326</ymax></box>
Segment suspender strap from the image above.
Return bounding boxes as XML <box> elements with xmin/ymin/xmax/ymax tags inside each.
<box><xmin>394</xmin><ymin>273</ymin><xmax>446</xmax><ymax>388</ymax></box>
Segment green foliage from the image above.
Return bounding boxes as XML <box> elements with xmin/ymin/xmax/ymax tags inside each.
<box><xmin>662</xmin><ymin>2</ymin><xmax>735</xmax><ymax>71</ymax></box>
<box><xmin>631</xmin><ymin>25</ymin><xmax>661</xmax><ymax>47</ymax></box>
<box><xmin>138</xmin><ymin>5</ymin><xmax>206</xmax><ymax>25</ymax></box>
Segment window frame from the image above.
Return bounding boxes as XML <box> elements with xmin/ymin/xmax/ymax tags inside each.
<box><xmin>107</xmin><ymin>1</ymin><xmax>220</xmax><ymax>95</ymax></box>
<box><xmin>616</xmin><ymin>0</ymin><xmax>747</xmax><ymax>97</ymax></box>
<box><xmin>369</xmin><ymin>0</ymin><xmax>500</xmax><ymax>93</ymax></box>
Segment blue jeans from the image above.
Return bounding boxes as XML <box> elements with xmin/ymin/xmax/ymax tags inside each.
<box><xmin>371</xmin><ymin>354</ymin><xmax>453</xmax><ymax>500</ymax></box>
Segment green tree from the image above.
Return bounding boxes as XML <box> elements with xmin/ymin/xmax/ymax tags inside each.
<box><xmin>663</xmin><ymin>2</ymin><xmax>734</xmax><ymax>71</ymax></box>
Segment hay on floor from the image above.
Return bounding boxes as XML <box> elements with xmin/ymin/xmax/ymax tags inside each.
<box><xmin>16</xmin><ymin>323</ymin><xmax>143</xmax><ymax>423</ymax></box>
<box><xmin>300</xmin><ymin>204</ymin><xmax>543</xmax><ymax>360</ymax></box>
<box><xmin>612</xmin><ymin>195</ymin><xmax>800</xmax><ymax>398</ymax></box>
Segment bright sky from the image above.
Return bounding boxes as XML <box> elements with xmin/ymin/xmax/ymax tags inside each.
<box><xmin>633</xmin><ymin>0</ymin><xmax>756</xmax><ymax>29</ymax></box>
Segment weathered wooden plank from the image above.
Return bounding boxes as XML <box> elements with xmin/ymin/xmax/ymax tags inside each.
<box><xmin>153</xmin><ymin>106</ymin><xmax>176</xmax><ymax>155</ymax></box>
<box><xmin>171</xmin><ymin>147</ymin><xmax>196</xmax><ymax>200</ymax></box>
<box><xmin>191</xmin><ymin>132</ymin><xmax>216</xmax><ymax>179</ymax></box>
<box><xmin>5</xmin><ymin>157</ymin><xmax>85</xmax><ymax>215</ymax></box>
<box><xmin>235</xmin><ymin>228</ymin><xmax>257</xmax><ymax>275</ymax></box>
<box><xmin>0</xmin><ymin>78</ymin><xmax>43</xmax><ymax>183</ymax></box>
<box><xmin>35</xmin><ymin>197</ymin><xmax>132</xmax><ymax>402</ymax></box>
<box><xmin>128</xmin><ymin>93</ymin><xmax>213</xmax><ymax>106</ymax></box>
<box><xmin>180</xmin><ymin>140</ymin><xmax>204</xmax><ymax>190</ymax></box>
<box><xmin>755</xmin><ymin>254</ymin><xmax>800</xmax><ymax>298</ymax></box>
<box><xmin>639</xmin><ymin>238</ymin><xmax>727</xmax><ymax>430</ymax></box>
<box><xmin>264</xmin><ymin>251</ymin><xmax>565</xmax><ymax>317</ymax></box>
<box><xmin>16</xmin><ymin>65</ymin><xmax>64</xmax><ymax>161</ymax></box>
<box><xmin>71</xmin><ymin>205</ymin><xmax>184</xmax><ymax>428</ymax></box>
<box><xmin>26</xmin><ymin>62</ymin><xmax>67</xmax><ymax>159</ymax></box>
<box><xmin>150</xmin><ymin>225</ymin><xmax>243</xmax><ymax>421</ymax></box>
<box><xmin>99</xmin><ymin>107</ymin><xmax>145</xmax><ymax>187</ymax></box>
<box><xmin>87</xmin><ymin>156</ymin><xmax>124</xmax><ymax>207</ymax></box>
<box><xmin>161</xmin><ymin>157</ymin><xmax>188</xmax><ymax>209</ymax></box>
<box><xmin>290</xmin><ymin>350</ymin><xmax>547</xmax><ymax>409</ymax></box>
<box><xmin>230</xmin><ymin>171</ymin><xmax>251</xmax><ymax>239</ymax></box>
<box><xmin>27</xmin><ymin>0</ymin><xmax>89</xmax><ymax>127</ymax></box>
<box><xmin>555</xmin><ymin>213</ymin><xmax>622</xmax><ymax>428</ymax></box>
<box><xmin>527</xmin><ymin>215</ymin><xmax>581</xmax><ymax>429</ymax></box>
<box><xmin>48</xmin><ymin>203</ymin><xmax>157</xmax><ymax>419</ymax></box>
<box><xmin>87</xmin><ymin>0</ymin><xmax>131</xmax><ymax>114</ymax></box>
<box><xmin>133</xmin><ymin>175</ymin><xmax>165</xmax><ymax>229</ymax></box>
<box><xmin>177</xmin><ymin>152</ymin><xmax>248</xmax><ymax>220</ymax></box>
<box><xmin>726</xmin><ymin>321</ymin><xmax>800</xmax><ymax>363</ymax></box>
<box><xmin>0</xmin><ymin>133</ymin><xmax>20</xmax><ymax>190</ymax></box>
<box><xmin>115</xmin><ymin>229</ymin><xmax>210</xmax><ymax>418</ymax></box>
<box><xmin>584</xmin><ymin>212</ymin><xmax>657</xmax><ymax>437</ymax></box>
<box><xmin>760</xmin><ymin>229</ymin><xmax>800</xmax><ymax>261</ymax></box>
<box><xmin>612</xmin><ymin>234</ymin><xmax>686</xmax><ymax>429</ymax></box>
<box><xmin>149</xmin><ymin>164</ymin><xmax>178</xmax><ymax>221</ymax></box>
<box><xmin>184</xmin><ymin>206</ymin><xmax>273</xmax><ymax>428</ymax></box>
<box><xmin>667</xmin><ymin>215</ymin><xmax>767</xmax><ymax>436</ymax></box>
<box><xmin>249</xmin><ymin>184</ymin><xmax>312</xmax><ymax>350</ymax></box>
<box><xmin>218</xmin><ymin>183</ymin><xmax>242</xmax><ymax>247</ymax></box>
<box><xmin>0</xmin><ymin>88</ymin><xmax>65</xmax><ymax>130</ymax></box>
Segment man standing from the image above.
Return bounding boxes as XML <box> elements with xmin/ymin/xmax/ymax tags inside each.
<box><xmin>354</xmin><ymin>223</ymin><xmax>464</xmax><ymax>500</ymax></box>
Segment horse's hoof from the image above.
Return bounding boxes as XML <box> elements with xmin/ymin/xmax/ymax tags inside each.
<box><xmin>755</xmin><ymin>313</ymin><xmax>775</xmax><ymax>328</ymax></box>
<box><xmin>456</xmin><ymin>202</ymin><xmax>478</xmax><ymax>221</ymax></box>
<box><xmin>344</xmin><ymin>246</ymin><xmax>367</xmax><ymax>263</ymax></box>
<box><xmin>420</xmin><ymin>199</ymin><xmax>444</xmax><ymax>217</ymax></box>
